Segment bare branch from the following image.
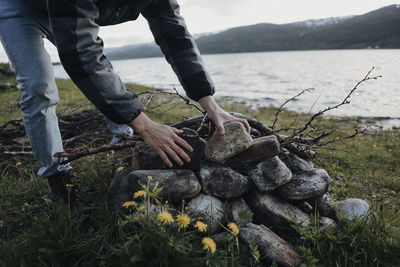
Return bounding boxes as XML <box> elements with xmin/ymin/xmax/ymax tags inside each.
<box><xmin>272</xmin><ymin>88</ymin><xmax>313</xmax><ymax>129</ymax></box>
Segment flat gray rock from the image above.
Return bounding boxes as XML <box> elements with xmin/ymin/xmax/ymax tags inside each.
<box><xmin>240</xmin><ymin>223</ymin><xmax>301</xmax><ymax>267</ymax></box>
<box><xmin>108</xmin><ymin>168</ymin><xmax>201</xmax><ymax>209</ymax></box>
<box><xmin>246</xmin><ymin>191</ymin><xmax>310</xmax><ymax>227</ymax></box>
<box><xmin>226</xmin><ymin>135</ymin><xmax>280</xmax><ymax>168</ymax></box>
<box><xmin>205</xmin><ymin>121</ymin><xmax>253</xmax><ymax>162</ymax></box>
<box><xmin>187</xmin><ymin>194</ymin><xmax>224</xmax><ymax>233</ymax></box>
<box><xmin>336</xmin><ymin>198</ymin><xmax>370</xmax><ymax>220</ymax></box>
<box><xmin>277</xmin><ymin>169</ymin><xmax>332</xmax><ymax>200</ymax></box>
<box><xmin>279</xmin><ymin>149</ymin><xmax>314</xmax><ymax>173</ymax></box>
<box><xmin>248</xmin><ymin>156</ymin><xmax>292</xmax><ymax>192</ymax></box>
<box><xmin>199</xmin><ymin>162</ymin><xmax>249</xmax><ymax>199</ymax></box>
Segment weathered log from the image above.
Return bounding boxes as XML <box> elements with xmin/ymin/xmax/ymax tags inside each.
<box><xmin>199</xmin><ymin>162</ymin><xmax>249</xmax><ymax>199</ymax></box>
<box><xmin>240</xmin><ymin>223</ymin><xmax>301</xmax><ymax>267</ymax></box>
<box><xmin>246</xmin><ymin>191</ymin><xmax>309</xmax><ymax>228</ymax></box>
<box><xmin>277</xmin><ymin>169</ymin><xmax>332</xmax><ymax>200</ymax></box>
<box><xmin>225</xmin><ymin>135</ymin><xmax>280</xmax><ymax>168</ymax></box>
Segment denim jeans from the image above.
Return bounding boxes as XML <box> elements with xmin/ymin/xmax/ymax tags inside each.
<box><xmin>0</xmin><ymin>0</ymin><xmax>133</xmax><ymax>177</ymax></box>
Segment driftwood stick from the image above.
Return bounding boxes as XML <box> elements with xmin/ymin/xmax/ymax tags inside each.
<box><xmin>54</xmin><ymin>141</ymin><xmax>137</xmax><ymax>164</ymax></box>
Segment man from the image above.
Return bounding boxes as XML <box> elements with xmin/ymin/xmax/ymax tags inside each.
<box><xmin>0</xmin><ymin>0</ymin><xmax>250</xmax><ymax>209</ymax></box>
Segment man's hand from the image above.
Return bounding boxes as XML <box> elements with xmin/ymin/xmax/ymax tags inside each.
<box><xmin>199</xmin><ymin>96</ymin><xmax>251</xmax><ymax>135</ymax></box>
<box><xmin>129</xmin><ymin>112</ymin><xmax>193</xmax><ymax>168</ymax></box>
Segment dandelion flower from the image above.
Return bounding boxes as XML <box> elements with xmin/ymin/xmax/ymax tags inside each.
<box><xmin>137</xmin><ymin>205</ymin><xmax>146</xmax><ymax>212</ymax></box>
<box><xmin>147</xmin><ymin>176</ymin><xmax>153</xmax><ymax>181</ymax></box>
<box><xmin>65</xmin><ymin>184</ymin><xmax>74</xmax><ymax>188</ymax></box>
<box><xmin>157</xmin><ymin>211</ymin><xmax>174</xmax><ymax>225</ymax></box>
<box><xmin>202</xmin><ymin>237</ymin><xmax>216</xmax><ymax>254</ymax></box>
<box><xmin>122</xmin><ymin>201</ymin><xmax>136</xmax><ymax>208</ymax></box>
<box><xmin>228</xmin><ymin>222</ymin><xmax>239</xmax><ymax>236</ymax></box>
<box><xmin>176</xmin><ymin>213</ymin><xmax>190</xmax><ymax>229</ymax></box>
<box><xmin>194</xmin><ymin>221</ymin><xmax>207</xmax><ymax>232</ymax></box>
<box><xmin>133</xmin><ymin>190</ymin><xmax>146</xmax><ymax>199</ymax></box>
<box><xmin>15</xmin><ymin>162</ymin><xmax>22</xmax><ymax>167</ymax></box>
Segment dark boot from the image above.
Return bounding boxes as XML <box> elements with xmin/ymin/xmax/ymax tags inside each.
<box><xmin>47</xmin><ymin>170</ymin><xmax>88</xmax><ymax>217</ymax></box>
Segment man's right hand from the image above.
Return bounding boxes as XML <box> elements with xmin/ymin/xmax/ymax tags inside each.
<box><xmin>129</xmin><ymin>112</ymin><xmax>193</xmax><ymax>168</ymax></box>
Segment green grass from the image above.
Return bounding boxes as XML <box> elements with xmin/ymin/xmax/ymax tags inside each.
<box><xmin>1</xmin><ymin>75</ymin><xmax>399</xmax><ymax>266</ymax></box>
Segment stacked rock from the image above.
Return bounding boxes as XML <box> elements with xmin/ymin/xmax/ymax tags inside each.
<box><xmin>108</xmin><ymin>121</ymin><xmax>371</xmax><ymax>267</ymax></box>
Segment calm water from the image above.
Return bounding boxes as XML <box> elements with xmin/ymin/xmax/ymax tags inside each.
<box><xmin>53</xmin><ymin>49</ymin><xmax>400</xmax><ymax>126</ymax></box>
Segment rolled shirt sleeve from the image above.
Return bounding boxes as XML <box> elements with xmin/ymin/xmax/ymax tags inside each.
<box><xmin>47</xmin><ymin>0</ymin><xmax>143</xmax><ymax>124</ymax></box>
<box><xmin>141</xmin><ymin>0</ymin><xmax>215</xmax><ymax>101</ymax></box>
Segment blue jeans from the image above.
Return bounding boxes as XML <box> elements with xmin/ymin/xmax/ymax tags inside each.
<box><xmin>0</xmin><ymin>0</ymin><xmax>133</xmax><ymax>177</ymax></box>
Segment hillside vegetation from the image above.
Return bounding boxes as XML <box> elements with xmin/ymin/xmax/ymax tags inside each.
<box><xmin>105</xmin><ymin>5</ymin><xmax>400</xmax><ymax>60</ymax></box>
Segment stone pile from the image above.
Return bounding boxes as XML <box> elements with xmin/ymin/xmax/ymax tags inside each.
<box><xmin>108</xmin><ymin>121</ymin><xmax>371</xmax><ymax>267</ymax></box>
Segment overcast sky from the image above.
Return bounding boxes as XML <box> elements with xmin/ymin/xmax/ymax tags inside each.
<box><xmin>0</xmin><ymin>0</ymin><xmax>399</xmax><ymax>62</ymax></box>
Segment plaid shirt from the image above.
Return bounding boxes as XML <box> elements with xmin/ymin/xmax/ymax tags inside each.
<box><xmin>44</xmin><ymin>0</ymin><xmax>215</xmax><ymax>124</ymax></box>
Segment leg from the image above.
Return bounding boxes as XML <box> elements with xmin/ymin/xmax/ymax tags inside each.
<box><xmin>0</xmin><ymin>1</ymin><xmax>70</xmax><ymax>177</ymax></box>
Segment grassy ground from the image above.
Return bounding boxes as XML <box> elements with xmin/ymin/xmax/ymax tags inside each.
<box><xmin>1</xmin><ymin>72</ymin><xmax>399</xmax><ymax>266</ymax></box>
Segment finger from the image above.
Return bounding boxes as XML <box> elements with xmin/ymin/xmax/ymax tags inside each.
<box><xmin>241</xmin><ymin>119</ymin><xmax>251</xmax><ymax>133</ymax></box>
<box><xmin>171</xmin><ymin>143</ymin><xmax>191</xmax><ymax>163</ymax></box>
<box><xmin>171</xmin><ymin>127</ymin><xmax>183</xmax><ymax>134</ymax></box>
<box><xmin>165</xmin><ymin>146</ymin><xmax>184</xmax><ymax>166</ymax></box>
<box><xmin>174</xmin><ymin>135</ymin><xmax>193</xmax><ymax>152</ymax></box>
<box><xmin>157</xmin><ymin>149</ymin><xmax>173</xmax><ymax>168</ymax></box>
<box><xmin>216</xmin><ymin>121</ymin><xmax>225</xmax><ymax>135</ymax></box>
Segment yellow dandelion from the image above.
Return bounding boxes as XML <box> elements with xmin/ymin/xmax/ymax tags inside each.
<box><xmin>176</xmin><ymin>213</ymin><xmax>191</xmax><ymax>229</ymax></box>
<box><xmin>15</xmin><ymin>162</ymin><xmax>22</xmax><ymax>167</ymax></box>
<box><xmin>157</xmin><ymin>211</ymin><xmax>174</xmax><ymax>225</ymax></box>
<box><xmin>133</xmin><ymin>190</ymin><xmax>146</xmax><ymax>199</ymax></box>
<box><xmin>194</xmin><ymin>221</ymin><xmax>208</xmax><ymax>232</ymax></box>
<box><xmin>147</xmin><ymin>175</ymin><xmax>153</xmax><ymax>181</ymax></box>
<box><xmin>228</xmin><ymin>222</ymin><xmax>239</xmax><ymax>236</ymax></box>
<box><xmin>202</xmin><ymin>237</ymin><xmax>216</xmax><ymax>254</ymax></box>
<box><xmin>122</xmin><ymin>201</ymin><xmax>136</xmax><ymax>208</ymax></box>
<box><xmin>137</xmin><ymin>205</ymin><xmax>146</xmax><ymax>212</ymax></box>
<box><xmin>65</xmin><ymin>184</ymin><xmax>74</xmax><ymax>188</ymax></box>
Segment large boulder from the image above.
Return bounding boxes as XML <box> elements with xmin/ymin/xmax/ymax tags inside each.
<box><xmin>108</xmin><ymin>168</ymin><xmax>201</xmax><ymax>209</ymax></box>
<box><xmin>277</xmin><ymin>169</ymin><xmax>332</xmax><ymax>200</ymax></box>
<box><xmin>248</xmin><ymin>156</ymin><xmax>292</xmax><ymax>192</ymax></box>
<box><xmin>336</xmin><ymin>198</ymin><xmax>370</xmax><ymax>220</ymax></box>
<box><xmin>246</xmin><ymin>191</ymin><xmax>310</xmax><ymax>228</ymax></box>
<box><xmin>131</xmin><ymin>128</ymin><xmax>206</xmax><ymax>171</ymax></box>
<box><xmin>240</xmin><ymin>223</ymin><xmax>301</xmax><ymax>267</ymax></box>
<box><xmin>187</xmin><ymin>194</ymin><xmax>224</xmax><ymax>233</ymax></box>
<box><xmin>199</xmin><ymin>162</ymin><xmax>249</xmax><ymax>199</ymax></box>
<box><xmin>205</xmin><ymin>121</ymin><xmax>253</xmax><ymax>162</ymax></box>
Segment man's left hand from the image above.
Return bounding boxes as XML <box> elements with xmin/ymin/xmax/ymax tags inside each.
<box><xmin>198</xmin><ymin>96</ymin><xmax>251</xmax><ymax>135</ymax></box>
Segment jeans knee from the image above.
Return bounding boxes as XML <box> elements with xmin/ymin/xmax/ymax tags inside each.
<box><xmin>18</xmin><ymin>74</ymin><xmax>59</xmax><ymax>112</ymax></box>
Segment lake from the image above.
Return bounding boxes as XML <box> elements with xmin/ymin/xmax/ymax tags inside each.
<box><xmin>53</xmin><ymin>49</ymin><xmax>400</xmax><ymax>127</ymax></box>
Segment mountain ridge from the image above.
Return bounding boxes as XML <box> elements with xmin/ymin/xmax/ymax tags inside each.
<box><xmin>105</xmin><ymin>5</ymin><xmax>400</xmax><ymax>60</ymax></box>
